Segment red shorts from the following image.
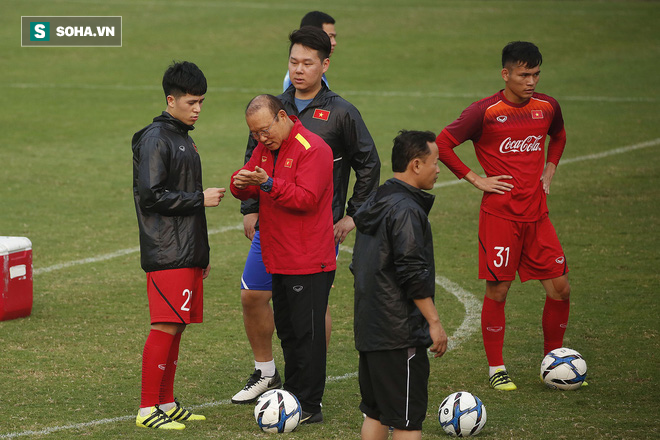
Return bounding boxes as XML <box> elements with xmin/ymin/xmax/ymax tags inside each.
<box><xmin>146</xmin><ymin>267</ymin><xmax>204</xmax><ymax>324</ymax></box>
<box><xmin>478</xmin><ymin>210</ymin><xmax>568</xmax><ymax>283</ymax></box>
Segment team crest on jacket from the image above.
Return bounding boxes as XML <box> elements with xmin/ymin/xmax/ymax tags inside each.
<box><xmin>262</xmin><ymin>155</ymin><xmax>267</xmax><ymax>162</ymax></box>
<box><xmin>285</xmin><ymin>158</ymin><xmax>293</xmax><ymax>168</ymax></box>
<box><xmin>531</xmin><ymin>110</ymin><xmax>544</xmax><ymax>119</ymax></box>
<box><xmin>313</xmin><ymin>109</ymin><xmax>330</xmax><ymax>121</ymax></box>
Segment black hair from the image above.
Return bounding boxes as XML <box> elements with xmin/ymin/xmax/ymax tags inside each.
<box><xmin>391</xmin><ymin>130</ymin><xmax>437</xmax><ymax>173</ymax></box>
<box><xmin>289</xmin><ymin>26</ymin><xmax>331</xmax><ymax>62</ymax></box>
<box><xmin>502</xmin><ymin>41</ymin><xmax>542</xmax><ymax>69</ymax></box>
<box><xmin>300</xmin><ymin>11</ymin><xmax>335</xmax><ymax>28</ymax></box>
<box><xmin>162</xmin><ymin>61</ymin><xmax>207</xmax><ymax>99</ymax></box>
<box><xmin>245</xmin><ymin>94</ymin><xmax>286</xmax><ymax>118</ymax></box>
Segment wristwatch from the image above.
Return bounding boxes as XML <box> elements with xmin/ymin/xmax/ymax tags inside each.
<box><xmin>260</xmin><ymin>177</ymin><xmax>273</xmax><ymax>193</ymax></box>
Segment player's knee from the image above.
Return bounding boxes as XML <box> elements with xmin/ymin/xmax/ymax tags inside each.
<box><xmin>547</xmin><ymin>277</ymin><xmax>570</xmax><ymax>300</ymax></box>
<box><xmin>486</xmin><ymin>281</ymin><xmax>510</xmax><ymax>302</ymax></box>
<box><xmin>556</xmin><ymin>281</ymin><xmax>571</xmax><ymax>300</ymax></box>
<box><xmin>241</xmin><ymin>289</ymin><xmax>271</xmax><ymax>308</ymax></box>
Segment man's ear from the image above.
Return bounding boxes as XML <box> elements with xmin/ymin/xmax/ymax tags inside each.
<box><xmin>410</xmin><ymin>158</ymin><xmax>421</xmax><ymax>174</ymax></box>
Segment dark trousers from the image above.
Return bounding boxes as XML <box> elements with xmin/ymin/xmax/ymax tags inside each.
<box><xmin>271</xmin><ymin>271</ymin><xmax>335</xmax><ymax>413</ymax></box>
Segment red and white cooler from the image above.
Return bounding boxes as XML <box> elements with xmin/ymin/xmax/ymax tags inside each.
<box><xmin>0</xmin><ymin>236</ymin><xmax>33</xmax><ymax>321</ymax></box>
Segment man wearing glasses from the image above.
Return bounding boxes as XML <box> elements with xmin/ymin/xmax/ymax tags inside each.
<box><xmin>232</xmin><ymin>26</ymin><xmax>380</xmax><ymax>416</ymax></box>
<box><xmin>230</xmin><ymin>94</ymin><xmax>336</xmax><ymax>424</ymax></box>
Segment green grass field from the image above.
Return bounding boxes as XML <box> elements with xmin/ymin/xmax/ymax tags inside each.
<box><xmin>1</xmin><ymin>0</ymin><xmax>659</xmax><ymax>439</ymax></box>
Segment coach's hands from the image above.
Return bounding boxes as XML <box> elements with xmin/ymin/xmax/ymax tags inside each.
<box><xmin>204</xmin><ymin>187</ymin><xmax>226</xmax><ymax>206</ymax></box>
<box><xmin>464</xmin><ymin>170</ymin><xmax>513</xmax><ymax>194</ymax></box>
<box><xmin>233</xmin><ymin>167</ymin><xmax>269</xmax><ymax>189</ymax></box>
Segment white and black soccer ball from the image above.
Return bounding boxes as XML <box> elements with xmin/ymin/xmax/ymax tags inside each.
<box><xmin>438</xmin><ymin>391</ymin><xmax>487</xmax><ymax>437</ymax></box>
<box><xmin>541</xmin><ymin>347</ymin><xmax>587</xmax><ymax>390</ymax></box>
<box><xmin>254</xmin><ymin>389</ymin><xmax>302</xmax><ymax>433</ymax></box>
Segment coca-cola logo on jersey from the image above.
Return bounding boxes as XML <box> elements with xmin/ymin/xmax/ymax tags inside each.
<box><xmin>499</xmin><ymin>135</ymin><xmax>543</xmax><ymax>154</ymax></box>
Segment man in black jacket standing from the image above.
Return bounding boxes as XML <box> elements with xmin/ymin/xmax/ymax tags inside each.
<box><xmin>232</xmin><ymin>26</ymin><xmax>380</xmax><ymax>410</ymax></box>
<box><xmin>132</xmin><ymin>61</ymin><xmax>225</xmax><ymax>430</ymax></box>
<box><xmin>352</xmin><ymin>130</ymin><xmax>447</xmax><ymax>440</ymax></box>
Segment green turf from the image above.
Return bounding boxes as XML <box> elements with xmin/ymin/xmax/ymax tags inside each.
<box><xmin>1</xmin><ymin>0</ymin><xmax>659</xmax><ymax>438</ymax></box>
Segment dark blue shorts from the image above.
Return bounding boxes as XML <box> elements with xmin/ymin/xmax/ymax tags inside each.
<box><xmin>241</xmin><ymin>231</ymin><xmax>272</xmax><ymax>291</ymax></box>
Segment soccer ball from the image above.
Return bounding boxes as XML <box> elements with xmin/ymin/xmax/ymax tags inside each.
<box><xmin>541</xmin><ymin>347</ymin><xmax>587</xmax><ymax>390</ymax></box>
<box><xmin>254</xmin><ymin>389</ymin><xmax>302</xmax><ymax>433</ymax></box>
<box><xmin>438</xmin><ymin>391</ymin><xmax>487</xmax><ymax>437</ymax></box>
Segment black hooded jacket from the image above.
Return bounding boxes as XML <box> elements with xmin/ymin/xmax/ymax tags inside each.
<box><xmin>242</xmin><ymin>83</ymin><xmax>381</xmax><ymax>224</ymax></box>
<box><xmin>351</xmin><ymin>178</ymin><xmax>436</xmax><ymax>352</ymax></box>
<box><xmin>132</xmin><ymin>112</ymin><xmax>210</xmax><ymax>273</ymax></box>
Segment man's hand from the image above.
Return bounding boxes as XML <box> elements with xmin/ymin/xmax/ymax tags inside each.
<box><xmin>333</xmin><ymin>215</ymin><xmax>356</xmax><ymax>245</ymax></box>
<box><xmin>203</xmin><ymin>187</ymin><xmax>226</xmax><ymax>207</ymax></box>
<box><xmin>413</xmin><ymin>297</ymin><xmax>448</xmax><ymax>358</ymax></box>
<box><xmin>232</xmin><ymin>167</ymin><xmax>269</xmax><ymax>189</ymax></box>
<box><xmin>428</xmin><ymin>320</ymin><xmax>448</xmax><ymax>358</ymax></box>
<box><xmin>202</xmin><ymin>264</ymin><xmax>211</xmax><ymax>279</ymax></box>
<box><xmin>243</xmin><ymin>213</ymin><xmax>259</xmax><ymax>240</ymax></box>
<box><xmin>541</xmin><ymin>162</ymin><xmax>557</xmax><ymax>195</ymax></box>
<box><xmin>464</xmin><ymin>170</ymin><xmax>513</xmax><ymax>194</ymax></box>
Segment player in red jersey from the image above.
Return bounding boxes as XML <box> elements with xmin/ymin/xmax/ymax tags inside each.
<box><xmin>436</xmin><ymin>41</ymin><xmax>571</xmax><ymax>391</ymax></box>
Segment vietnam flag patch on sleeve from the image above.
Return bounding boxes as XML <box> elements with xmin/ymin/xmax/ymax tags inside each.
<box><xmin>531</xmin><ymin>110</ymin><xmax>544</xmax><ymax>119</ymax></box>
<box><xmin>313</xmin><ymin>109</ymin><xmax>330</xmax><ymax>121</ymax></box>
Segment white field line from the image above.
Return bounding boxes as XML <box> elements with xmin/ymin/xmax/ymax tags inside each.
<box><xmin>9</xmin><ymin>82</ymin><xmax>656</xmax><ymax>103</ymax></box>
<box><xmin>432</xmin><ymin>137</ymin><xmax>660</xmax><ymax>190</ymax></box>
<box><xmin>1</xmin><ymin>248</ymin><xmax>478</xmax><ymax>439</ymax></box>
<box><xmin>33</xmin><ymin>224</ymin><xmax>243</xmax><ymax>276</ymax></box>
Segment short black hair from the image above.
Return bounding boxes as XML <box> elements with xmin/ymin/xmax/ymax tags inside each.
<box><xmin>289</xmin><ymin>26</ymin><xmax>331</xmax><ymax>62</ymax></box>
<box><xmin>245</xmin><ymin>94</ymin><xmax>285</xmax><ymax>118</ymax></box>
<box><xmin>502</xmin><ymin>41</ymin><xmax>542</xmax><ymax>69</ymax></box>
<box><xmin>162</xmin><ymin>61</ymin><xmax>207</xmax><ymax>99</ymax></box>
<box><xmin>391</xmin><ymin>130</ymin><xmax>437</xmax><ymax>173</ymax></box>
<box><xmin>300</xmin><ymin>11</ymin><xmax>335</xmax><ymax>28</ymax></box>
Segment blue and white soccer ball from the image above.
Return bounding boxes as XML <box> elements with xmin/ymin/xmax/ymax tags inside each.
<box><xmin>438</xmin><ymin>391</ymin><xmax>487</xmax><ymax>437</ymax></box>
<box><xmin>541</xmin><ymin>347</ymin><xmax>588</xmax><ymax>390</ymax></box>
<box><xmin>254</xmin><ymin>389</ymin><xmax>302</xmax><ymax>433</ymax></box>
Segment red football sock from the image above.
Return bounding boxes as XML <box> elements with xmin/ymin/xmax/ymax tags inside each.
<box><xmin>159</xmin><ymin>332</ymin><xmax>182</xmax><ymax>405</ymax></box>
<box><xmin>481</xmin><ymin>296</ymin><xmax>506</xmax><ymax>366</ymax></box>
<box><xmin>542</xmin><ymin>297</ymin><xmax>570</xmax><ymax>355</ymax></box>
<box><xmin>140</xmin><ymin>329</ymin><xmax>174</xmax><ymax>408</ymax></box>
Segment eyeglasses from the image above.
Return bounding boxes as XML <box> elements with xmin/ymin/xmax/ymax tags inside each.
<box><xmin>250</xmin><ymin>115</ymin><xmax>278</xmax><ymax>140</ymax></box>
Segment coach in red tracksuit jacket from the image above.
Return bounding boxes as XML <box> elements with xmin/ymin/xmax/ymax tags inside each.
<box><xmin>230</xmin><ymin>94</ymin><xmax>335</xmax><ymax>421</ymax></box>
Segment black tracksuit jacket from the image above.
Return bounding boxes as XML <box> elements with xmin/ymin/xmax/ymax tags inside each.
<box><xmin>132</xmin><ymin>112</ymin><xmax>210</xmax><ymax>273</ymax></box>
<box><xmin>351</xmin><ymin>178</ymin><xmax>436</xmax><ymax>352</ymax></box>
